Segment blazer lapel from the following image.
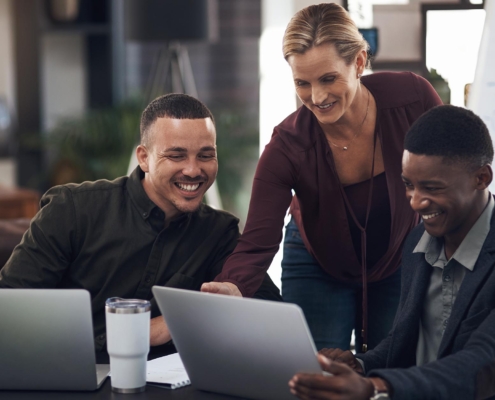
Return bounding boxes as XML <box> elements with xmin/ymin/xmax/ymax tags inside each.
<box><xmin>438</xmin><ymin>225</ymin><xmax>495</xmax><ymax>357</ymax></box>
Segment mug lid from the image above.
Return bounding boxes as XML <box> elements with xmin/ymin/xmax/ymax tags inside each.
<box><xmin>105</xmin><ymin>298</ymin><xmax>151</xmax><ymax>314</ymax></box>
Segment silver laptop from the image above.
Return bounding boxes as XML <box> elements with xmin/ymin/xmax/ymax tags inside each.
<box><xmin>0</xmin><ymin>289</ymin><xmax>109</xmax><ymax>391</ymax></box>
<box><xmin>152</xmin><ymin>286</ymin><xmax>321</xmax><ymax>400</ymax></box>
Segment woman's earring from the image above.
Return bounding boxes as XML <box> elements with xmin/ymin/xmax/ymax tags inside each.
<box><xmin>357</xmin><ymin>73</ymin><xmax>362</xmax><ymax>78</ymax></box>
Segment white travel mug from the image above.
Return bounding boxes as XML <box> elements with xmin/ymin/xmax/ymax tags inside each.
<box><xmin>105</xmin><ymin>298</ymin><xmax>151</xmax><ymax>393</ymax></box>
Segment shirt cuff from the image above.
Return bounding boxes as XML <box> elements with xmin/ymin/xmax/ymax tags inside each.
<box><xmin>356</xmin><ymin>357</ymin><xmax>366</xmax><ymax>373</ymax></box>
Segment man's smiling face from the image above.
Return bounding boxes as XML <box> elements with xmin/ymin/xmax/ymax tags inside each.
<box><xmin>401</xmin><ymin>150</ymin><xmax>485</xmax><ymax>245</ymax></box>
<box><xmin>137</xmin><ymin>117</ymin><xmax>218</xmax><ymax>221</ymax></box>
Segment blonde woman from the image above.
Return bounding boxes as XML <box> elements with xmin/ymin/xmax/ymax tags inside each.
<box><xmin>203</xmin><ymin>3</ymin><xmax>442</xmax><ymax>352</ymax></box>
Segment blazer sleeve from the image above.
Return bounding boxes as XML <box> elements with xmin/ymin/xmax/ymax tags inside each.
<box><xmin>368</xmin><ymin>310</ymin><xmax>495</xmax><ymax>400</ymax></box>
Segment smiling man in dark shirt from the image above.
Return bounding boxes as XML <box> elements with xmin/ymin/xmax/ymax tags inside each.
<box><xmin>0</xmin><ymin>94</ymin><xmax>281</xmax><ymax>360</ymax></box>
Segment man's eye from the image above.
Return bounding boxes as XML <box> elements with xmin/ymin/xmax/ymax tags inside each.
<box><xmin>199</xmin><ymin>154</ymin><xmax>216</xmax><ymax>160</ymax></box>
<box><xmin>425</xmin><ymin>187</ymin><xmax>440</xmax><ymax>192</ymax></box>
<box><xmin>322</xmin><ymin>77</ymin><xmax>335</xmax><ymax>83</ymax></box>
<box><xmin>403</xmin><ymin>181</ymin><xmax>413</xmax><ymax>188</ymax></box>
<box><xmin>295</xmin><ymin>81</ymin><xmax>308</xmax><ymax>87</ymax></box>
<box><xmin>167</xmin><ymin>155</ymin><xmax>185</xmax><ymax>160</ymax></box>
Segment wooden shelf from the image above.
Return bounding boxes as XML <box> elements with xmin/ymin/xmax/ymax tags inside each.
<box><xmin>0</xmin><ymin>186</ymin><xmax>40</xmax><ymax>219</ymax></box>
<box><xmin>40</xmin><ymin>23</ymin><xmax>110</xmax><ymax>35</ymax></box>
<box><xmin>12</xmin><ymin>0</ymin><xmax>114</xmax><ymax>190</ymax></box>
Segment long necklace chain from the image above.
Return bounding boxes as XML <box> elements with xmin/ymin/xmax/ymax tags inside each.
<box><xmin>327</xmin><ymin>86</ymin><xmax>370</xmax><ymax>151</ymax></box>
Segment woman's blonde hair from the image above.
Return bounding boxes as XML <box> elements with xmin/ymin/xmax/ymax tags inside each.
<box><xmin>283</xmin><ymin>3</ymin><xmax>370</xmax><ymax>67</ymax></box>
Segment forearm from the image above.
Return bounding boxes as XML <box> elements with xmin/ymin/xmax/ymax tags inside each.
<box><xmin>368</xmin><ymin>377</ymin><xmax>393</xmax><ymax>398</ymax></box>
<box><xmin>252</xmin><ymin>273</ymin><xmax>282</xmax><ymax>301</ymax></box>
<box><xmin>150</xmin><ymin>315</ymin><xmax>172</xmax><ymax>346</ymax></box>
<box><xmin>370</xmin><ymin>345</ymin><xmax>494</xmax><ymax>400</ymax></box>
<box><xmin>1</xmin><ymin>232</ymin><xmax>68</xmax><ymax>288</ymax></box>
<box><xmin>214</xmin><ymin>142</ymin><xmax>295</xmax><ymax>297</ymax></box>
<box><xmin>1</xmin><ymin>187</ymin><xmax>76</xmax><ymax>289</ymax></box>
<box><xmin>356</xmin><ymin>331</ymin><xmax>393</xmax><ymax>372</ymax></box>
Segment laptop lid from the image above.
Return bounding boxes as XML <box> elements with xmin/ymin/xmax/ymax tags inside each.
<box><xmin>152</xmin><ymin>286</ymin><xmax>321</xmax><ymax>400</ymax></box>
<box><xmin>0</xmin><ymin>289</ymin><xmax>109</xmax><ymax>391</ymax></box>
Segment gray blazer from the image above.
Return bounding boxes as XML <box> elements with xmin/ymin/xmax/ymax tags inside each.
<box><xmin>358</xmin><ymin>214</ymin><xmax>495</xmax><ymax>400</ymax></box>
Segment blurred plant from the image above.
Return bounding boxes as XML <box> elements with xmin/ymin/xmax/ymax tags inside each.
<box><xmin>213</xmin><ymin>109</ymin><xmax>259</xmax><ymax>219</ymax></box>
<box><xmin>427</xmin><ymin>68</ymin><xmax>451</xmax><ymax>105</ymax></box>
<box><xmin>46</xmin><ymin>101</ymin><xmax>260</xmax><ymax>224</ymax></box>
<box><xmin>47</xmin><ymin>100</ymin><xmax>142</xmax><ymax>185</ymax></box>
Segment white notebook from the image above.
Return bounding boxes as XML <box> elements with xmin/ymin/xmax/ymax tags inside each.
<box><xmin>146</xmin><ymin>353</ymin><xmax>191</xmax><ymax>389</ymax></box>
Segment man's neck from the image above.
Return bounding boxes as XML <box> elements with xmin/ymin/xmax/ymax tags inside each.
<box><xmin>140</xmin><ymin>176</ymin><xmax>180</xmax><ymax>224</ymax></box>
<box><xmin>163</xmin><ymin>212</ymin><xmax>183</xmax><ymax>229</ymax></box>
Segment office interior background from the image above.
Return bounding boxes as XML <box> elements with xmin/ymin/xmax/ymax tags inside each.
<box><xmin>0</xmin><ymin>0</ymin><xmax>492</xmax><ymax>288</ymax></box>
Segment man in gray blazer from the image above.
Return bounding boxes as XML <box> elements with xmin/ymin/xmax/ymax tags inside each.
<box><xmin>289</xmin><ymin>105</ymin><xmax>495</xmax><ymax>400</ymax></box>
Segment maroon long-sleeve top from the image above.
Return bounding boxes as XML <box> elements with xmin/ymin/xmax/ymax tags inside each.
<box><xmin>215</xmin><ymin>72</ymin><xmax>442</xmax><ymax>297</ymax></box>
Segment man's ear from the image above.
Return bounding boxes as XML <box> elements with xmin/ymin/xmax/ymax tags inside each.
<box><xmin>136</xmin><ymin>145</ymin><xmax>150</xmax><ymax>173</ymax></box>
<box><xmin>476</xmin><ymin>164</ymin><xmax>493</xmax><ymax>190</ymax></box>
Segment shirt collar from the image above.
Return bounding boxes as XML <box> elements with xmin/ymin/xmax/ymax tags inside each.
<box><xmin>413</xmin><ymin>194</ymin><xmax>494</xmax><ymax>271</ymax></box>
<box><xmin>127</xmin><ymin>166</ymin><xmax>162</xmax><ymax>220</ymax></box>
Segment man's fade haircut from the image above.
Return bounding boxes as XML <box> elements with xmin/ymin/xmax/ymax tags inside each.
<box><xmin>404</xmin><ymin>105</ymin><xmax>493</xmax><ymax>170</ymax></box>
<box><xmin>140</xmin><ymin>93</ymin><xmax>215</xmax><ymax>147</ymax></box>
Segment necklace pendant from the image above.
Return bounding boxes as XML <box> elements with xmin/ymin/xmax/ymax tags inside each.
<box><xmin>343</xmin><ymin>146</ymin><xmax>348</xmax><ymax>150</ymax></box>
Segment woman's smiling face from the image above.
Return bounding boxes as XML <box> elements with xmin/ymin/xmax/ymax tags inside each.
<box><xmin>287</xmin><ymin>43</ymin><xmax>365</xmax><ymax>127</ymax></box>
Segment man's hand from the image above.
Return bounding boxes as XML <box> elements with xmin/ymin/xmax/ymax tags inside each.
<box><xmin>289</xmin><ymin>355</ymin><xmax>374</xmax><ymax>400</ymax></box>
<box><xmin>318</xmin><ymin>348</ymin><xmax>364</xmax><ymax>374</ymax></box>
<box><xmin>150</xmin><ymin>315</ymin><xmax>172</xmax><ymax>346</ymax></box>
<box><xmin>200</xmin><ymin>281</ymin><xmax>242</xmax><ymax>297</ymax></box>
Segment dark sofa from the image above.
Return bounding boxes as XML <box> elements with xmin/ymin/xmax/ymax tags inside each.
<box><xmin>0</xmin><ymin>219</ymin><xmax>31</xmax><ymax>268</ymax></box>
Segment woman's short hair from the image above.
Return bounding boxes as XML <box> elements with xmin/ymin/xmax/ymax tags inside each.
<box><xmin>282</xmin><ymin>3</ymin><xmax>369</xmax><ymax>67</ymax></box>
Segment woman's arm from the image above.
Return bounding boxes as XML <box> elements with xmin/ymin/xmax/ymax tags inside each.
<box><xmin>203</xmin><ymin>134</ymin><xmax>299</xmax><ymax>297</ymax></box>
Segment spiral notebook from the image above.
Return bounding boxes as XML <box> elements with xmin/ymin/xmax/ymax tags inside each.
<box><xmin>146</xmin><ymin>353</ymin><xmax>190</xmax><ymax>389</ymax></box>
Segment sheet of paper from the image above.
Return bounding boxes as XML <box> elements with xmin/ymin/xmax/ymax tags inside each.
<box><xmin>146</xmin><ymin>353</ymin><xmax>190</xmax><ymax>389</ymax></box>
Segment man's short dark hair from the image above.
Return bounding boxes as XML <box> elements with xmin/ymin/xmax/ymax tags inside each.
<box><xmin>404</xmin><ymin>105</ymin><xmax>493</xmax><ymax>169</ymax></box>
<box><xmin>140</xmin><ymin>93</ymin><xmax>215</xmax><ymax>147</ymax></box>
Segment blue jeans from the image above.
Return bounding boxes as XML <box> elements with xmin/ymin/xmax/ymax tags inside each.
<box><xmin>281</xmin><ymin>218</ymin><xmax>401</xmax><ymax>351</ymax></box>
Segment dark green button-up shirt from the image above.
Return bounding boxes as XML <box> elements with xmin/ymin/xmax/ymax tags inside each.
<box><xmin>0</xmin><ymin>167</ymin><xmax>281</xmax><ymax>354</ymax></box>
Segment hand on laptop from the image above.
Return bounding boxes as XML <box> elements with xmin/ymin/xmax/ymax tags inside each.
<box><xmin>318</xmin><ymin>348</ymin><xmax>364</xmax><ymax>374</ymax></box>
<box><xmin>150</xmin><ymin>315</ymin><xmax>172</xmax><ymax>346</ymax></box>
<box><xmin>289</xmin><ymin>355</ymin><xmax>374</xmax><ymax>400</ymax></box>
<box><xmin>200</xmin><ymin>282</ymin><xmax>242</xmax><ymax>297</ymax></box>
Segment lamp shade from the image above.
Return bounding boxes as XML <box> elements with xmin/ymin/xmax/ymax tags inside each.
<box><xmin>125</xmin><ymin>0</ymin><xmax>209</xmax><ymax>41</ymax></box>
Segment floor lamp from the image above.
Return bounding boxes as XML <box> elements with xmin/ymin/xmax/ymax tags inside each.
<box><xmin>125</xmin><ymin>0</ymin><xmax>222</xmax><ymax>209</ymax></box>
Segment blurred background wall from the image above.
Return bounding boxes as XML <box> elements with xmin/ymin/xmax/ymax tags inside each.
<box><xmin>0</xmin><ymin>0</ymin><xmax>489</xmax><ymax>288</ymax></box>
<box><xmin>0</xmin><ymin>0</ymin><xmax>266</xmax><ymax>227</ymax></box>
<box><xmin>0</xmin><ymin>0</ymin><xmax>488</xmax><ymax>230</ymax></box>
<box><xmin>0</xmin><ymin>0</ymin><xmax>15</xmax><ymax>187</ymax></box>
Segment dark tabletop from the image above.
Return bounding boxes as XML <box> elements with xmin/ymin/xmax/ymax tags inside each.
<box><xmin>1</xmin><ymin>379</ymin><xmax>249</xmax><ymax>400</ymax></box>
